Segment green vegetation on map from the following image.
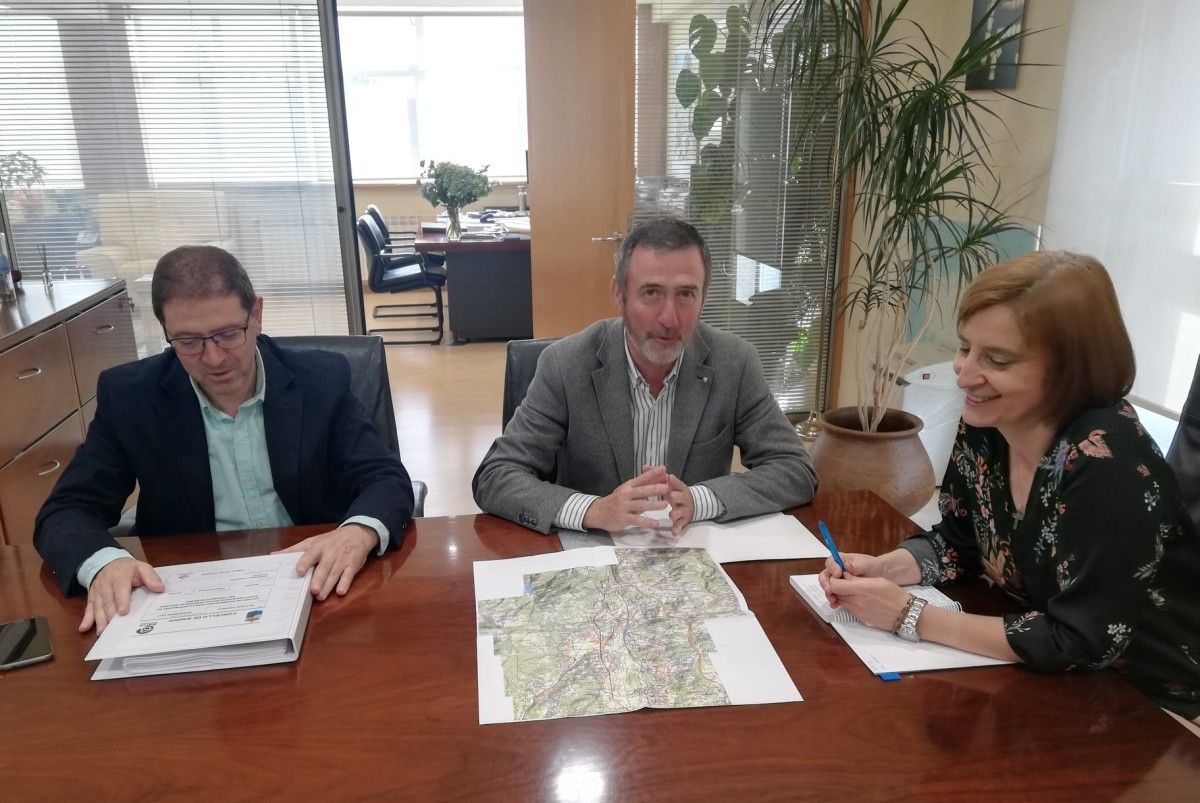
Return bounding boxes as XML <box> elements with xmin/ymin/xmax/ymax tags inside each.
<box><xmin>477</xmin><ymin>548</ymin><xmax>744</xmax><ymax>720</ymax></box>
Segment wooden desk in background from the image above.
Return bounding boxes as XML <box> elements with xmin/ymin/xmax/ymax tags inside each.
<box><xmin>416</xmin><ymin>228</ymin><xmax>532</xmax><ymax>344</ymax></box>
<box><xmin>3</xmin><ymin>490</ymin><xmax>1198</xmax><ymax>799</ymax></box>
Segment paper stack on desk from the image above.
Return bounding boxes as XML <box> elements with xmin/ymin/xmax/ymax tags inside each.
<box><xmin>499</xmin><ymin>214</ymin><xmax>530</xmax><ymax>234</ymax></box>
<box><xmin>86</xmin><ymin>553</ymin><xmax>313</xmax><ymax>680</ymax></box>
<box><xmin>558</xmin><ymin>512</ymin><xmax>830</xmax><ymax>563</ymax></box>
<box><xmin>459</xmin><ymin>229</ymin><xmax>505</xmax><ymax>240</ymax></box>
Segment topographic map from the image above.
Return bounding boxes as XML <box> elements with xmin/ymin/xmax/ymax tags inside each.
<box><xmin>476</xmin><ymin>547</ymin><xmax>746</xmax><ymax>721</ymax></box>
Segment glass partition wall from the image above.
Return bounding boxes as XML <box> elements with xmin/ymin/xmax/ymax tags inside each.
<box><xmin>634</xmin><ymin>1</ymin><xmax>840</xmax><ymax>414</ymax></box>
<box><xmin>0</xmin><ymin>1</ymin><xmax>353</xmax><ymax>356</ymax></box>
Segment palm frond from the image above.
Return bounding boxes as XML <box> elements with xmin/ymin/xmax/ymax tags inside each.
<box><xmin>756</xmin><ymin>0</ymin><xmax>1035</xmax><ymax>428</ymax></box>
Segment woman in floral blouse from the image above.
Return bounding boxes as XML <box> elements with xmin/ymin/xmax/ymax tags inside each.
<box><xmin>819</xmin><ymin>251</ymin><xmax>1200</xmax><ymax>723</ymax></box>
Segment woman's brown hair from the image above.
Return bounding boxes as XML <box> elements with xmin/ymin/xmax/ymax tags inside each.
<box><xmin>958</xmin><ymin>251</ymin><xmax>1135</xmax><ymax>426</ymax></box>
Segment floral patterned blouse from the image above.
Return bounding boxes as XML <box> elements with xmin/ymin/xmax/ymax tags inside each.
<box><xmin>900</xmin><ymin>401</ymin><xmax>1200</xmax><ymax>719</ymax></box>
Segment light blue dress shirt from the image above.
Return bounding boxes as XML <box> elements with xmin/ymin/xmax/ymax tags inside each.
<box><xmin>78</xmin><ymin>348</ymin><xmax>388</xmax><ymax>588</ymax></box>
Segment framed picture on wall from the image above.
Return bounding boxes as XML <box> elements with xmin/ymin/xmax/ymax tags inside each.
<box><xmin>965</xmin><ymin>0</ymin><xmax>1026</xmax><ymax>90</ymax></box>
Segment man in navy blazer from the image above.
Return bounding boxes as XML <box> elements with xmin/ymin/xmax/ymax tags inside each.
<box><xmin>35</xmin><ymin>245</ymin><xmax>414</xmax><ymax>634</ymax></box>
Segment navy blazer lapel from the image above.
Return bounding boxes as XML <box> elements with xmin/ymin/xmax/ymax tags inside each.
<box><xmin>156</xmin><ymin>357</ymin><xmax>215</xmax><ymax>527</ymax></box>
<box><xmin>260</xmin><ymin>339</ymin><xmax>303</xmax><ymax>519</ymax></box>
<box><xmin>667</xmin><ymin>328</ymin><xmax>714</xmax><ymax>473</ymax></box>
<box><xmin>592</xmin><ymin>322</ymin><xmax>637</xmax><ymax>483</ymax></box>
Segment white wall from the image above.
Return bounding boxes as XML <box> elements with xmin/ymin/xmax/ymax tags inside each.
<box><xmin>1041</xmin><ymin>0</ymin><xmax>1200</xmax><ymax>413</ymax></box>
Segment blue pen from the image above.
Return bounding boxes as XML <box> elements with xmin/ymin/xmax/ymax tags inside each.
<box><xmin>818</xmin><ymin>520</ymin><xmax>846</xmax><ymax>572</ymax></box>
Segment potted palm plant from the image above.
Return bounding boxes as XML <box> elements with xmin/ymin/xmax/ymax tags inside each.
<box><xmin>755</xmin><ymin>0</ymin><xmax>1028</xmax><ymax>513</ymax></box>
<box><xmin>417</xmin><ymin>160</ymin><xmax>492</xmax><ymax>241</ymax></box>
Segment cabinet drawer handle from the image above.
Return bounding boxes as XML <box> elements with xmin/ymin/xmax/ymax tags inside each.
<box><xmin>16</xmin><ymin>367</ymin><xmax>43</xmax><ymax>380</ymax></box>
<box><xmin>95</xmin><ymin>323</ymin><xmax>115</xmax><ymax>335</ymax></box>
<box><xmin>36</xmin><ymin>460</ymin><xmax>62</xmax><ymax>477</ymax></box>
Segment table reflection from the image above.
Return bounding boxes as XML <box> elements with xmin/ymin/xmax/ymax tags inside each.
<box><xmin>551</xmin><ymin>758</ymin><xmax>608</xmax><ymax>803</ymax></box>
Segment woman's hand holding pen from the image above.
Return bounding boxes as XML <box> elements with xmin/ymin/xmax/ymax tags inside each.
<box><xmin>818</xmin><ymin>552</ymin><xmax>889</xmax><ymax>606</ymax></box>
<box><xmin>819</xmin><ymin>548</ymin><xmax>927</xmax><ymax>631</ymax></box>
<box><xmin>824</xmin><ymin>573</ymin><xmax>913</xmax><ymax>631</ymax></box>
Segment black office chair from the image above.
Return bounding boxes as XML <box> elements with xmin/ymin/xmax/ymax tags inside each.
<box><xmin>1167</xmin><ymin>352</ymin><xmax>1200</xmax><ymax>532</ymax></box>
<box><xmin>356</xmin><ymin>214</ymin><xmax>446</xmax><ymax>346</ymax></box>
<box><xmin>502</xmin><ymin>337</ymin><xmax>558</xmax><ymax>429</ymax></box>
<box><xmin>277</xmin><ymin>334</ymin><xmax>427</xmax><ymax>517</ymax></box>
<box><xmin>365</xmin><ymin>204</ymin><xmax>446</xmax><ymax>271</ymax></box>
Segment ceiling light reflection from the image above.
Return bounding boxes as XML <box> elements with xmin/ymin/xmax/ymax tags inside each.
<box><xmin>552</xmin><ymin>760</ymin><xmax>607</xmax><ymax>803</ymax></box>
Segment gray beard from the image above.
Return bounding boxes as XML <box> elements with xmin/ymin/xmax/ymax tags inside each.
<box><xmin>632</xmin><ymin>334</ymin><xmax>684</xmax><ymax>366</ymax></box>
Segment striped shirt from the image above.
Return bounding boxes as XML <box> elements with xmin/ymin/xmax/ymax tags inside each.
<box><xmin>555</xmin><ymin>334</ymin><xmax>724</xmax><ymax>530</ymax></box>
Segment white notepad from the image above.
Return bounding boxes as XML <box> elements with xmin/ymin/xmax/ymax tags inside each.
<box><xmin>790</xmin><ymin>574</ymin><xmax>1015</xmax><ymax>675</ymax></box>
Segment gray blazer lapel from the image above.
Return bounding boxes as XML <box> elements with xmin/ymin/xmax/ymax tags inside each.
<box><xmin>592</xmin><ymin>323</ymin><xmax>636</xmax><ymax>483</ymax></box>
<box><xmin>667</xmin><ymin>332</ymin><xmax>713</xmax><ymax>473</ymax></box>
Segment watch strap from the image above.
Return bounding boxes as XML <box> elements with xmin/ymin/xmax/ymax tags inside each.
<box><xmin>894</xmin><ymin>595</ymin><xmax>928</xmax><ymax>642</ymax></box>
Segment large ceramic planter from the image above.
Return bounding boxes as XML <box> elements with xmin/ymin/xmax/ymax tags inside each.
<box><xmin>810</xmin><ymin>407</ymin><xmax>935</xmax><ymax>516</ymax></box>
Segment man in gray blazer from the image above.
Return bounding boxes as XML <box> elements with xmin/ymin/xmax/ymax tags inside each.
<box><xmin>473</xmin><ymin>217</ymin><xmax>816</xmax><ymax>535</ymax></box>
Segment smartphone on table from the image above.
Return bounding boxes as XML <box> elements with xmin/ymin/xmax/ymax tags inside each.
<box><xmin>0</xmin><ymin>616</ymin><xmax>53</xmax><ymax>670</ymax></box>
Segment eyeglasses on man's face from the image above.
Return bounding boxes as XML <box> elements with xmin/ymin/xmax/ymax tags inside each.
<box><xmin>166</xmin><ymin>312</ymin><xmax>253</xmax><ymax>356</ymax></box>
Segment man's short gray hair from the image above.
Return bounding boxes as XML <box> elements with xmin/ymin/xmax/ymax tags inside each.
<box><xmin>613</xmin><ymin>217</ymin><xmax>711</xmax><ymax>295</ymax></box>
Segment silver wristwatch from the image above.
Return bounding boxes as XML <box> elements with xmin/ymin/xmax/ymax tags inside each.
<box><xmin>894</xmin><ymin>596</ymin><xmax>928</xmax><ymax>643</ymax></box>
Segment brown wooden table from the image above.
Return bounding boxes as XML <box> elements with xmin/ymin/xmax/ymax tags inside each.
<box><xmin>416</xmin><ymin>225</ymin><xmax>532</xmax><ymax>343</ymax></box>
<box><xmin>3</xmin><ymin>490</ymin><xmax>1199</xmax><ymax>799</ymax></box>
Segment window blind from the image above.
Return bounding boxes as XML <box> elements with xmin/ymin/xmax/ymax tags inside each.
<box><xmin>0</xmin><ymin>1</ymin><xmax>349</xmax><ymax>357</ymax></box>
<box><xmin>633</xmin><ymin>1</ymin><xmax>840</xmax><ymax>414</ymax></box>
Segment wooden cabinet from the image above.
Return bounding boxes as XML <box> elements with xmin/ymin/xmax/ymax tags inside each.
<box><xmin>0</xmin><ymin>326</ymin><xmax>77</xmax><ymax>461</ymax></box>
<box><xmin>67</xmin><ymin>292</ymin><xmax>139</xmax><ymax>406</ymax></box>
<box><xmin>0</xmin><ymin>280</ymin><xmax>136</xmax><ymax>545</ymax></box>
<box><xmin>0</xmin><ymin>412</ymin><xmax>84</xmax><ymax>545</ymax></box>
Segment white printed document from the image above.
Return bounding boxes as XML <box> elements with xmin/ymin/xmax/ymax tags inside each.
<box><xmin>558</xmin><ymin>512</ymin><xmax>830</xmax><ymax>563</ymax></box>
<box><xmin>86</xmin><ymin>553</ymin><xmax>313</xmax><ymax>680</ymax></box>
<box><xmin>790</xmin><ymin>574</ymin><xmax>1015</xmax><ymax>675</ymax></box>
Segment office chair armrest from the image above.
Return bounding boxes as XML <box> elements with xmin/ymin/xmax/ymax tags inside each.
<box><xmin>381</xmin><ymin>251</ymin><xmax>425</xmax><ymax>267</ymax></box>
<box><xmin>411</xmin><ymin>480</ymin><xmax>428</xmax><ymax>518</ymax></box>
